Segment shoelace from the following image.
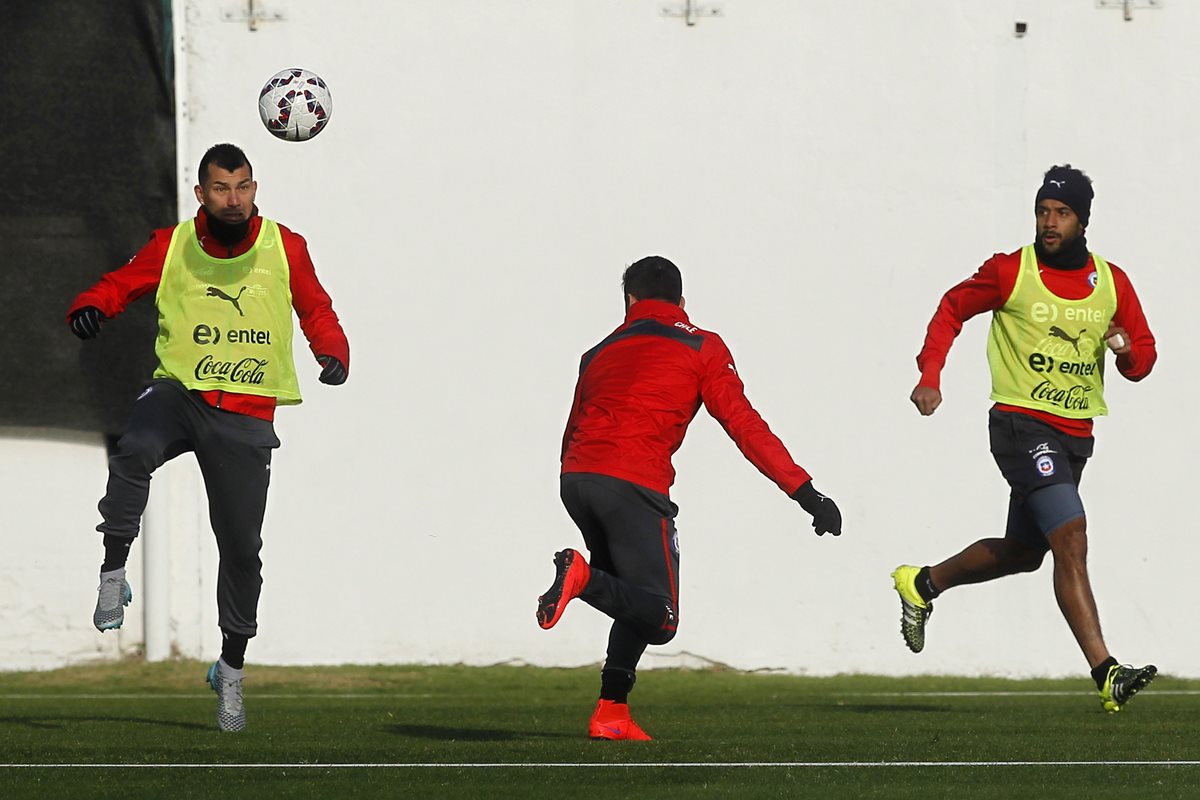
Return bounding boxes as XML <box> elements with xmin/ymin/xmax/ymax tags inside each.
<box><xmin>97</xmin><ymin>577</ymin><xmax>124</xmax><ymax>609</ymax></box>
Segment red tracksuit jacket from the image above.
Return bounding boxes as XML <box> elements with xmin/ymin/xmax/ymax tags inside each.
<box><xmin>915</xmin><ymin>248</ymin><xmax>1156</xmax><ymax>437</ymax></box>
<box><xmin>561</xmin><ymin>299</ymin><xmax>812</xmax><ymax>496</ymax></box>
<box><xmin>68</xmin><ymin>207</ymin><xmax>349</xmax><ymax>421</ymax></box>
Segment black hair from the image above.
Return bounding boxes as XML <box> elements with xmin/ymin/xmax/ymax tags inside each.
<box><xmin>622</xmin><ymin>256</ymin><xmax>683</xmax><ymax>304</ymax></box>
<box><xmin>198</xmin><ymin>143</ymin><xmax>252</xmax><ymax>185</ymax></box>
<box><xmin>1043</xmin><ymin>163</ymin><xmax>1092</xmax><ymax>189</ymax></box>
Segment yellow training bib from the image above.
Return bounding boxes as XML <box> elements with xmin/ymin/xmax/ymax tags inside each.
<box><xmin>153</xmin><ymin>218</ymin><xmax>301</xmax><ymax>404</ymax></box>
<box><xmin>986</xmin><ymin>245</ymin><xmax>1116</xmax><ymax>419</ymax></box>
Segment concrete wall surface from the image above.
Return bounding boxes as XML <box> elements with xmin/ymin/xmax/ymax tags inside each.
<box><xmin>3</xmin><ymin>1</ymin><xmax>1194</xmax><ymax>678</ymax></box>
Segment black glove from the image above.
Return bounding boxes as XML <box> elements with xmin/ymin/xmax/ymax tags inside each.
<box><xmin>792</xmin><ymin>480</ymin><xmax>842</xmax><ymax>536</ymax></box>
<box><xmin>317</xmin><ymin>354</ymin><xmax>347</xmax><ymax>385</ymax></box>
<box><xmin>69</xmin><ymin>306</ymin><xmax>105</xmax><ymax>340</ymax></box>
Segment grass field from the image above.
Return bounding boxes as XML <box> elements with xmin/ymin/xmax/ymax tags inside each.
<box><xmin>0</xmin><ymin>660</ymin><xmax>1197</xmax><ymax>799</ymax></box>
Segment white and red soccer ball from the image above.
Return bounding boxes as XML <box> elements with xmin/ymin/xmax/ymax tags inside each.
<box><xmin>258</xmin><ymin>68</ymin><xmax>332</xmax><ymax>142</ymax></box>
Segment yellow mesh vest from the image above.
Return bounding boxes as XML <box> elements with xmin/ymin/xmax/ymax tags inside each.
<box><xmin>986</xmin><ymin>245</ymin><xmax>1115</xmax><ymax>419</ymax></box>
<box><xmin>153</xmin><ymin>218</ymin><xmax>302</xmax><ymax>404</ymax></box>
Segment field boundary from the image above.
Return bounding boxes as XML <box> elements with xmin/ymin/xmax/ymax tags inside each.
<box><xmin>2</xmin><ymin>690</ymin><xmax>1198</xmax><ymax>700</ymax></box>
<box><xmin>3</xmin><ymin>761</ymin><xmax>1200</xmax><ymax>769</ymax></box>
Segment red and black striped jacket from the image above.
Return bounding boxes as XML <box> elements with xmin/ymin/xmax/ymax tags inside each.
<box><xmin>561</xmin><ymin>299</ymin><xmax>812</xmax><ymax>497</ymax></box>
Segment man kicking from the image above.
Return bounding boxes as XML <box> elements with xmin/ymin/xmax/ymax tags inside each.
<box><xmin>538</xmin><ymin>255</ymin><xmax>842</xmax><ymax>740</ymax></box>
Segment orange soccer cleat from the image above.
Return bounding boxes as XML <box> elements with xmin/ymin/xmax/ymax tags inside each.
<box><xmin>588</xmin><ymin>699</ymin><xmax>652</xmax><ymax>741</ymax></box>
<box><xmin>537</xmin><ymin>548</ymin><xmax>591</xmax><ymax>630</ymax></box>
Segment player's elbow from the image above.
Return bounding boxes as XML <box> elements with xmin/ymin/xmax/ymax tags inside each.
<box><xmin>1119</xmin><ymin>361</ymin><xmax>1154</xmax><ymax>383</ymax></box>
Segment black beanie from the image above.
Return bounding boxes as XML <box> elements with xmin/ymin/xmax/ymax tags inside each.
<box><xmin>1035</xmin><ymin>164</ymin><xmax>1094</xmax><ymax>227</ymax></box>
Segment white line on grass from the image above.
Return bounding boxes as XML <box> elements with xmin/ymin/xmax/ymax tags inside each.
<box><xmin>0</xmin><ymin>694</ymin><xmax>434</xmax><ymax>700</ymax></box>
<box><xmin>843</xmin><ymin>690</ymin><xmax>1200</xmax><ymax>698</ymax></box>
<box><xmin>2</xmin><ymin>690</ymin><xmax>1198</xmax><ymax>700</ymax></box>
<box><xmin>2</xmin><ymin>761</ymin><xmax>1199</xmax><ymax>769</ymax></box>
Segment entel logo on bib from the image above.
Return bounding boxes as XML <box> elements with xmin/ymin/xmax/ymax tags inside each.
<box><xmin>1031</xmin><ymin>302</ymin><xmax>1106</xmax><ymax>324</ymax></box>
<box><xmin>1036</xmin><ymin>455</ymin><xmax>1055</xmax><ymax>477</ymax></box>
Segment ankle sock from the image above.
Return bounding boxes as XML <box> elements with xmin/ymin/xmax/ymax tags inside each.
<box><xmin>916</xmin><ymin>566</ymin><xmax>940</xmax><ymax>602</ymax></box>
<box><xmin>101</xmin><ymin>535</ymin><xmax>133</xmax><ymax>573</ymax></box>
<box><xmin>1091</xmin><ymin>656</ymin><xmax>1118</xmax><ymax>690</ymax></box>
<box><xmin>221</xmin><ymin>630</ymin><xmax>249</xmax><ymax>670</ymax></box>
<box><xmin>599</xmin><ymin>668</ymin><xmax>636</xmax><ymax>703</ymax></box>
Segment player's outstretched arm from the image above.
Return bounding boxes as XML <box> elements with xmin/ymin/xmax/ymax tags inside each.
<box><xmin>791</xmin><ymin>480</ymin><xmax>842</xmax><ymax>536</ymax></box>
<box><xmin>66</xmin><ymin>228</ymin><xmax>173</xmax><ymax>336</ymax></box>
<box><xmin>910</xmin><ymin>385</ymin><xmax>942</xmax><ymax>416</ymax></box>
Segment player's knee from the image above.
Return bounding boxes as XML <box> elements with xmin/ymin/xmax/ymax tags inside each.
<box><xmin>113</xmin><ymin>430</ymin><xmax>168</xmax><ymax>473</ymax></box>
<box><xmin>644</xmin><ymin>626</ymin><xmax>677</xmax><ymax>646</ymax></box>
<box><xmin>642</xmin><ymin>600</ymin><xmax>679</xmax><ymax>645</ymax></box>
<box><xmin>218</xmin><ymin>537</ymin><xmax>263</xmax><ymax>571</ymax></box>
<box><xmin>1014</xmin><ymin>547</ymin><xmax>1047</xmax><ymax>573</ymax></box>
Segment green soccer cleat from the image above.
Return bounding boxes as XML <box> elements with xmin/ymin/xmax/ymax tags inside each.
<box><xmin>93</xmin><ymin>567</ymin><xmax>133</xmax><ymax>632</ymax></box>
<box><xmin>1098</xmin><ymin>663</ymin><xmax>1157</xmax><ymax>713</ymax></box>
<box><xmin>891</xmin><ymin>565</ymin><xmax>932</xmax><ymax>653</ymax></box>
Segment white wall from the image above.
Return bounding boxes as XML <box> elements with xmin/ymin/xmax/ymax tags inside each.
<box><xmin>0</xmin><ymin>429</ymin><xmax>143</xmax><ymax>668</ymax></box>
<box><xmin>4</xmin><ymin>0</ymin><xmax>1194</xmax><ymax>678</ymax></box>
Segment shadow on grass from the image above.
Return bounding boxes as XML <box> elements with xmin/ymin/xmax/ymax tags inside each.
<box><xmin>0</xmin><ymin>715</ymin><xmax>210</xmax><ymax>732</ymax></box>
<box><xmin>385</xmin><ymin>723</ymin><xmax>572</xmax><ymax>741</ymax></box>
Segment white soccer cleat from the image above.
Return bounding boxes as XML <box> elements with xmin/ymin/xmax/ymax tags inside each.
<box><xmin>207</xmin><ymin>658</ymin><xmax>246</xmax><ymax>732</ymax></box>
<box><xmin>93</xmin><ymin>567</ymin><xmax>133</xmax><ymax>631</ymax></box>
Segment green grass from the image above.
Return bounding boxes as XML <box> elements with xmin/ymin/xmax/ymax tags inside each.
<box><xmin>1</xmin><ymin>661</ymin><xmax>1197</xmax><ymax>798</ymax></box>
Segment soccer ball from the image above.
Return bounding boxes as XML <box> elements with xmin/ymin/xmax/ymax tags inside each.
<box><xmin>258</xmin><ymin>68</ymin><xmax>332</xmax><ymax>141</ymax></box>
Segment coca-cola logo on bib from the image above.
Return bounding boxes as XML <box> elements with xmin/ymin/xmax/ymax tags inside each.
<box><xmin>194</xmin><ymin>355</ymin><xmax>269</xmax><ymax>385</ymax></box>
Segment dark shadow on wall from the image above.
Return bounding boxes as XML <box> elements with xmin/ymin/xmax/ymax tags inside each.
<box><xmin>0</xmin><ymin>1</ymin><xmax>175</xmax><ymax>435</ymax></box>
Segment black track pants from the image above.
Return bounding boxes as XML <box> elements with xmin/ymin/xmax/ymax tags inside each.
<box><xmin>560</xmin><ymin>472</ymin><xmax>680</xmax><ymax>673</ymax></box>
<box><xmin>97</xmin><ymin>379</ymin><xmax>280</xmax><ymax>636</ymax></box>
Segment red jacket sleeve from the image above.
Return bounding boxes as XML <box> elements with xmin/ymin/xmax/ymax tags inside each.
<box><xmin>915</xmin><ymin>252</ymin><xmax>1015</xmax><ymax>390</ymax></box>
<box><xmin>67</xmin><ymin>228</ymin><xmax>172</xmax><ymax>320</ymax></box>
<box><xmin>698</xmin><ymin>333</ymin><xmax>811</xmax><ymax>495</ymax></box>
<box><xmin>1109</xmin><ymin>263</ymin><xmax>1156</xmax><ymax>382</ymax></box>
<box><xmin>280</xmin><ymin>224</ymin><xmax>350</xmax><ymax>370</ymax></box>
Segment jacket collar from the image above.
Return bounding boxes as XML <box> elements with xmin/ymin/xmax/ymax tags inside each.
<box><xmin>625</xmin><ymin>298</ymin><xmax>689</xmax><ymax>325</ymax></box>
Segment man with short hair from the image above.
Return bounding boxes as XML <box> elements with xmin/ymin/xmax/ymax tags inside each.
<box><xmin>538</xmin><ymin>255</ymin><xmax>842</xmax><ymax>740</ymax></box>
<box><xmin>894</xmin><ymin>164</ymin><xmax>1157</xmax><ymax>712</ymax></box>
<box><xmin>68</xmin><ymin>143</ymin><xmax>349</xmax><ymax>732</ymax></box>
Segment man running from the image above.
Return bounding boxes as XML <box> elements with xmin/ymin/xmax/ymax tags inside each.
<box><xmin>893</xmin><ymin>165</ymin><xmax>1157</xmax><ymax>712</ymax></box>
